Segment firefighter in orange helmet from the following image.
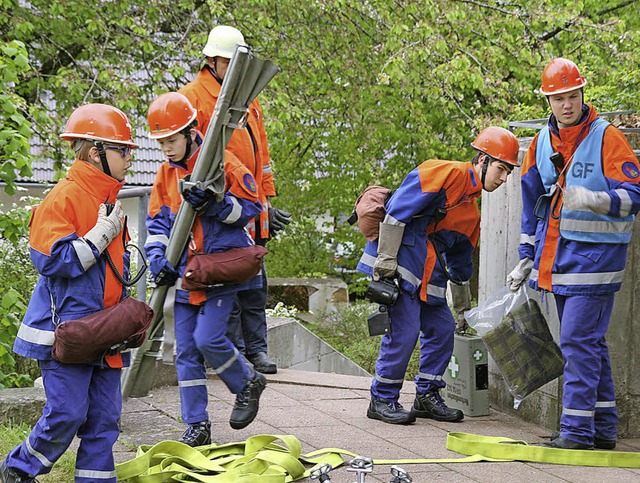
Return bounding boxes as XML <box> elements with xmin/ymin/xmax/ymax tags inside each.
<box><xmin>144</xmin><ymin>92</ymin><xmax>267</xmax><ymax>447</ymax></box>
<box><xmin>2</xmin><ymin>104</ymin><xmax>136</xmax><ymax>482</ymax></box>
<box><xmin>509</xmin><ymin>58</ymin><xmax>640</xmax><ymax>450</ymax></box>
<box><xmin>357</xmin><ymin>127</ymin><xmax>519</xmax><ymax>425</ymax></box>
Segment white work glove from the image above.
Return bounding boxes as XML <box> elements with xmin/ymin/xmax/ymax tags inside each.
<box><xmin>450</xmin><ymin>281</ymin><xmax>472</xmax><ymax>333</ymax></box>
<box><xmin>372</xmin><ymin>221</ymin><xmax>405</xmax><ymax>281</ymax></box>
<box><xmin>563</xmin><ymin>186</ymin><xmax>611</xmax><ymax>215</ymax></box>
<box><xmin>83</xmin><ymin>201</ymin><xmax>124</xmax><ymax>254</ymax></box>
<box><xmin>506</xmin><ymin>258</ymin><xmax>533</xmax><ymax>291</ymax></box>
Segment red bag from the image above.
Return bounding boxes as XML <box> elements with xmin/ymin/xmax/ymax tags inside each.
<box><xmin>52</xmin><ymin>297</ymin><xmax>154</xmax><ymax>364</ymax></box>
<box><xmin>182</xmin><ymin>245</ymin><xmax>268</xmax><ymax>291</ymax></box>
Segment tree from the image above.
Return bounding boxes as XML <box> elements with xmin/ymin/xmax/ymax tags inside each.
<box><xmin>2</xmin><ymin>0</ymin><xmax>639</xmax><ymax>282</ymax></box>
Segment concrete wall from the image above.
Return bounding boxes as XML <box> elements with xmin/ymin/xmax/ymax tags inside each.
<box><xmin>480</xmin><ymin>137</ymin><xmax>640</xmax><ymax>437</ymax></box>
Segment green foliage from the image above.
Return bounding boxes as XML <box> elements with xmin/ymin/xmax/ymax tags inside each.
<box><xmin>0</xmin><ymin>197</ymin><xmax>36</xmax><ymax>243</ymax></box>
<box><xmin>0</xmin><ymin>289</ymin><xmax>27</xmax><ymax>368</ymax></box>
<box><xmin>265</xmin><ymin>215</ymin><xmax>338</xmax><ymax>278</ymax></box>
<box><xmin>0</xmin><ymin>423</ymin><xmax>76</xmax><ymax>481</ymax></box>
<box><xmin>1</xmin><ymin>0</ymin><xmax>639</xmax><ymax>287</ymax></box>
<box><xmin>0</xmin><ymin>40</ymin><xmax>33</xmax><ymax>195</ymax></box>
<box><xmin>0</xmin><ymin>202</ymin><xmax>39</xmax><ymax>387</ymax></box>
<box><xmin>307</xmin><ymin>301</ymin><xmax>420</xmax><ymax>379</ymax></box>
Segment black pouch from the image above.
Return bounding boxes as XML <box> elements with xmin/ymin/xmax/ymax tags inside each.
<box><xmin>367</xmin><ymin>305</ymin><xmax>391</xmax><ymax>336</ymax></box>
<box><xmin>534</xmin><ymin>185</ymin><xmax>559</xmax><ymax>221</ymax></box>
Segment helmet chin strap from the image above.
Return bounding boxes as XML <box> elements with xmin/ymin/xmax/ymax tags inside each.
<box><xmin>207</xmin><ymin>58</ymin><xmax>224</xmax><ymax>84</ymax></box>
<box><xmin>480</xmin><ymin>154</ymin><xmax>490</xmax><ymax>189</ymax></box>
<box><xmin>94</xmin><ymin>141</ymin><xmax>113</xmax><ymax>178</ymax></box>
<box><xmin>178</xmin><ymin>130</ymin><xmax>193</xmax><ymax>165</ymax></box>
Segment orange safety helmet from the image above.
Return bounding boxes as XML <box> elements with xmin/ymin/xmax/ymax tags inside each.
<box><xmin>540</xmin><ymin>58</ymin><xmax>586</xmax><ymax>95</ymax></box>
<box><xmin>147</xmin><ymin>92</ymin><xmax>198</xmax><ymax>139</ymax></box>
<box><xmin>471</xmin><ymin>126</ymin><xmax>520</xmax><ymax>167</ymax></box>
<box><xmin>60</xmin><ymin>103</ymin><xmax>137</xmax><ymax>147</ymax></box>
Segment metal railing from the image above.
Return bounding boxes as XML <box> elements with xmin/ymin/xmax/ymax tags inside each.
<box><xmin>117</xmin><ymin>186</ymin><xmax>152</xmax><ymax>300</ymax></box>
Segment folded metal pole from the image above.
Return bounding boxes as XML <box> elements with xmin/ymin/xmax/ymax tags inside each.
<box><xmin>121</xmin><ymin>46</ymin><xmax>279</xmax><ymax>399</ymax></box>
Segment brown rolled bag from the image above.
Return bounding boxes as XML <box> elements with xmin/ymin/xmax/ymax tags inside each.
<box><xmin>182</xmin><ymin>245</ymin><xmax>268</xmax><ymax>291</ymax></box>
<box><xmin>354</xmin><ymin>186</ymin><xmax>392</xmax><ymax>241</ymax></box>
<box><xmin>52</xmin><ymin>297</ymin><xmax>154</xmax><ymax>364</ymax></box>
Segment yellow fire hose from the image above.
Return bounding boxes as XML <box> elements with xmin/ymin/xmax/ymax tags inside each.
<box><xmin>115</xmin><ymin>432</ymin><xmax>640</xmax><ymax>482</ymax></box>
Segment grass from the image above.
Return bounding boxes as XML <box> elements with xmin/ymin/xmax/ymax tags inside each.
<box><xmin>303</xmin><ymin>300</ymin><xmax>421</xmax><ymax>379</ymax></box>
<box><xmin>0</xmin><ymin>423</ymin><xmax>76</xmax><ymax>482</ymax></box>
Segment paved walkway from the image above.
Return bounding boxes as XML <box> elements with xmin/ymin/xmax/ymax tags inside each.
<box><xmin>114</xmin><ymin>369</ymin><xmax>640</xmax><ymax>482</ymax></box>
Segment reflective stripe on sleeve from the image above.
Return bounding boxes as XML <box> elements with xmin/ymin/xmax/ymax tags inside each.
<box><xmin>520</xmin><ymin>233</ymin><xmax>535</xmax><ymax>246</ymax></box>
<box><xmin>16</xmin><ymin>324</ymin><xmax>55</xmax><ymax>346</ymax></box>
<box><xmin>72</xmin><ymin>239</ymin><xmax>97</xmax><ymax>271</ymax></box>
<box><xmin>221</xmin><ymin>197</ymin><xmax>242</xmax><ymax>225</ymax></box>
<box><xmin>616</xmin><ymin>189</ymin><xmax>633</xmax><ymax>217</ymax></box>
<box><xmin>145</xmin><ymin>234</ymin><xmax>169</xmax><ymax>246</ymax></box>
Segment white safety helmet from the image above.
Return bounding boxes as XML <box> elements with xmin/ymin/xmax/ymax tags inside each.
<box><xmin>202</xmin><ymin>25</ymin><xmax>246</xmax><ymax>59</ymax></box>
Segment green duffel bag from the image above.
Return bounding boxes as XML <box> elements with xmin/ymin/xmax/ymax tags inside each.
<box><xmin>482</xmin><ymin>298</ymin><xmax>564</xmax><ymax>405</ymax></box>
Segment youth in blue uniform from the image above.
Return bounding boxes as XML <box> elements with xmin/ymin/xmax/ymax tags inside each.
<box><xmin>508</xmin><ymin>58</ymin><xmax>640</xmax><ymax>450</ymax></box>
<box><xmin>357</xmin><ymin>127</ymin><xmax>520</xmax><ymax>424</ymax></box>
<box><xmin>1</xmin><ymin>104</ymin><xmax>137</xmax><ymax>482</ymax></box>
<box><xmin>144</xmin><ymin>92</ymin><xmax>267</xmax><ymax>447</ymax></box>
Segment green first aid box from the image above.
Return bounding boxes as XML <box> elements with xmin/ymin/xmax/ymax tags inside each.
<box><xmin>443</xmin><ymin>333</ymin><xmax>489</xmax><ymax>417</ymax></box>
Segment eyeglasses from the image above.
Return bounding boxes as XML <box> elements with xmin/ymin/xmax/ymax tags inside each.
<box><xmin>104</xmin><ymin>145</ymin><xmax>132</xmax><ymax>158</ymax></box>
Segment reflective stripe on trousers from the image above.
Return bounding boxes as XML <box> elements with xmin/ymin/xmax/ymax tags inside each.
<box><xmin>6</xmin><ymin>361</ymin><xmax>121</xmax><ymax>481</ymax></box>
<box><xmin>555</xmin><ymin>293</ymin><xmax>618</xmax><ymax>445</ymax></box>
<box><xmin>175</xmin><ymin>296</ymin><xmax>253</xmax><ymax>424</ymax></box>
<box><xmin>371</xmin><ymin>290</ymin><xmax>454</xmax><ymax>401</ymax></box>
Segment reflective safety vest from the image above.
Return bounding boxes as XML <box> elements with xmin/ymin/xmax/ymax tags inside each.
<box><xmin>536</xmin><ymin>118</ymin><xmax>635</xmax><ymax>244</ymax></box>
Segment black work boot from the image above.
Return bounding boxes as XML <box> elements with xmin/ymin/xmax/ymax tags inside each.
<box><xmin>543</xmin><ymin>436</ymin><xmax>593</xmax><ymax>450</ymax></box>
<box><xmin>413</xmin><ymin>390</ymin><xmax>464</xmax><ymax>422</ymax></box>
<box><xmin>179</xmin><ymin>421</ymin><xmax>212</xmax><ymax>447</ymax></box>
<box><xmin>550</xmin><ymin>431</ymin><xmax>615</xmax><ymax>449</ymax></box>
<box><xmin>594</xmin><ymin>437</ymin><xmax>617</xmax><ymax>450</ymax></box>
<box><xmin>367</xmin><ymin>398</ymin><xmax>416</xmax><ymax>425</ymax></box>
<box><xmin>230</xmin><ymin>371</ymin><xmax>267</xmax><ymax>430</ymax></box>
<box><xmin>0</xmin><ymin>459</ymin><xmax>38</xmax><ymax>482</ymax></box>
<box><xmin>248</xmin><ymin>352</ymin><xmax>277</xmax><ymax>374</ymax></box>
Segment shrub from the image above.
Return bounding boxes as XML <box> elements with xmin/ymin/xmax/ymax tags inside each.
<box><xmin>0</xmin><ymin>200</ymin><xmax>40</xmax><ymax>387</ymax></box>
<box><xmin>306</xmin><ymin>301</ymin><xmax>420</xmax><ymax>379</ymax></box>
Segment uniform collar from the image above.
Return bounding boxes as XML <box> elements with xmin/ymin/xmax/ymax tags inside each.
<box><xmin>196</xmin><ymin>68</ymin><xmax>222</xmax><ymax>98</ymax></box>
<box><xmin>548</xmin><ymin>103</ymin><xmax>597</xmax><ymax>137</ymax></box>
<box><xmin>465</xmin><ymin>161</ymin><xmax>483</xmax><ymax>198</ymax></box>
<box><xmin>68</xmin><ymin>160</ymin><xmax>124</xmax><ymax>203</ymax></box>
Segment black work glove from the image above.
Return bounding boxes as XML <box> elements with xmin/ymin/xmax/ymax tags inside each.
<box><xmin>180</xmin><ymin>175</ymin><xmax>216</xmax><ymax>211</ymax></box>
<box><xmin>182</xmin><ymin>186</ymin><xmax>215</xmax><ymax>211</ymax></box>
<box><xmin>150</xmin><ymin>258</ymin><xmax>179</xmax><ymax>286</ymax></box>
<box><xmin>268</xmin><ymin>207</ymin><xmax>291</xmax><ymax>237</ymax></box>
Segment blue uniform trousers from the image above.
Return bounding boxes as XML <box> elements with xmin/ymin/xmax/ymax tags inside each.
<box><xmin>371</xmin><ymin>290</ymin><xmax>455</xmax><ymax>401</ymax></box>
<box><xmin>555</xmin><ymin>294</ymin><xmax>618</xmax><ymax>445</ymax></box>
<box><xmin>6</xmin><ymin>361</ymin><xmax>121</xmax><ymax>482</ymax></box>
<box><xmin>175</xmin><ymin>295</ymin><xmax>253</xmax><ymax>424</ymax></box>
<box><xmin>227</xmin><ymin>268</ymin><xmax>268</xmax><ymax>356</ymax></box>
